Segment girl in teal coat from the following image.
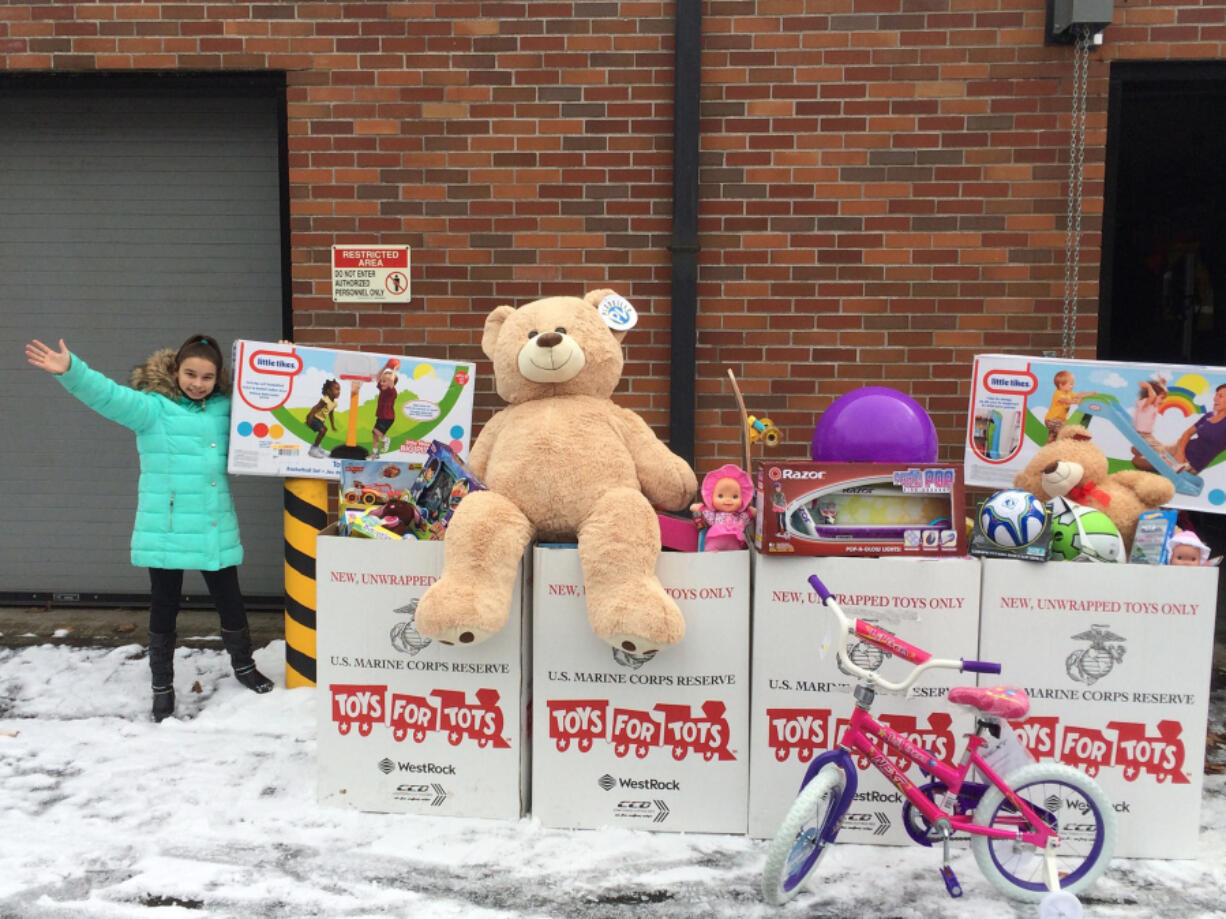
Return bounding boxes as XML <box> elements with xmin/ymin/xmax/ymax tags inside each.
<box><xmin>26</xmin><ymin>334</ymin><xmax>274</xmax><ymax>721</ymax></box>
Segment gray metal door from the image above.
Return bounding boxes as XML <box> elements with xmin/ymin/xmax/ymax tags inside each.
<box><xmin>0</xmin><ymin>76</ymin><xmax>287</xmax><ymax>605</ymax></box>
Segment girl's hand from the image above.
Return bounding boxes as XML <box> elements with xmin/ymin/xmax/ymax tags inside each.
<box><xmin>25</xmin><ymin>338</ymin><xmax>71</xmax><ymax>375</ymax></box>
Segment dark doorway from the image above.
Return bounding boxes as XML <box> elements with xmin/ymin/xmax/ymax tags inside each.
<box><xmin>1100</xmin><ymin>61</ymin><xmax>1226</xmax><ymax>366</ymax></box>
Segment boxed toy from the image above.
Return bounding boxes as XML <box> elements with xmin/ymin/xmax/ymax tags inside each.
<box><xmin>754</xmin><ymin>462</ymin><xmax>965</xmax><ymax>557</ymax></box>
<box><xmin>339</xmin><ymin>459</ymin><xmax>417</xmax><ymax>522</ymax></box>
<box><xmin>227</xmin><ymin>340</ymin><xmax>474</xmax><ymax>480</ymax></box>
<box><xmin>1129</xmin><ymin>508</ymin><xmax>1179</xmax><ymax>565</ymax></box>
<box><xmin>966</xmin><ymin>353</ymin><xmax>1226</xmax><ymax>513</ymax></box>
<box><xmin>407</xmin><ymin>440</ymin><xmax>486</xmax><ymax>536</ymax></box>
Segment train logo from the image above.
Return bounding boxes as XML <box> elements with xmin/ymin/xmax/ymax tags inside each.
<box><xmin>329</xmin><ymin>683</ymin><xmax>510</xmax><ymax>749</ymax></box>
<box><xmin>547</xmin><ymin>698</ymin><xmax>735</xmax><ymax>761</ymax></box>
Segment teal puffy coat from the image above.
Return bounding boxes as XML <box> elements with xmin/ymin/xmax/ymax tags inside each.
<box><xmin>57</xmin><ymin>349</ymin><xmax>243</xmax><ymax>571</ymax></box>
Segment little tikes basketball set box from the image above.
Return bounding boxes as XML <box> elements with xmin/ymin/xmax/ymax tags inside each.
<box><xmin>315</xmin><ymin>536</ymin><xmax>529</xmax><ymax>820</ymax></box>
<box><xmin>966</xmin><ymin>353</ymin><xmax>1226</xmax><ymax>513</ymax></box>
<box><xmin>753</xmin><ymin>462</ymin><xmax>966</xmax><ymax>557</ymax></box>
<box><xmin>531</xmin><ymin>546</ymin><xmax>751</xmax><ymax>835</ymax></box>
<box><xmin>227</xmin><ymin>340</ymin><xmax>475</xmax><ymax>480</ymax></box>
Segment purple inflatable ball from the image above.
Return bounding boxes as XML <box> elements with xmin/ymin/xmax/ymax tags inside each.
<box><xmin>811</xmin><ymin>387</ymin><xmax>938</xmax><ymax>463</ymax></box>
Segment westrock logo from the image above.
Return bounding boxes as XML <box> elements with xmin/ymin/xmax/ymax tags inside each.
<box><xmin>548</xmin><ymin>699</ymin><xmax>735</xmax><ymax>761</ymax></box>
<box><xmin>330</xmin><ymin>683</ymin><xmax>510</xmax><ymax>748</ymax></box>
<box><xmin>1066</xmin><ymin>625</ymin><xmax>1126</xmax><ymax>685</ymax></box>
<box><xmin>389</xmin><ymin>599</ymin><xmax>432</xmax><ymax>656</ymax></box>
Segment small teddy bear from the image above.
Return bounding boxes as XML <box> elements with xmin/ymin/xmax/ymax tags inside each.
<box><xmin>414</xmin><ymin>289</ymin><xmax>698</xmax><ymax>657</ymax></box>
<box><xmin>1013</xmin><ymin>424</ymin><xmax>1175</xmax><ymax>552</ymax></box>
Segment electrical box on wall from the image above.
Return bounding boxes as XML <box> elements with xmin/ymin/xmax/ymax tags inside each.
<box><xmin>1046</xmin><ymin>0</ymin><xmax>1112</xmax><ymax>44</ymax></box>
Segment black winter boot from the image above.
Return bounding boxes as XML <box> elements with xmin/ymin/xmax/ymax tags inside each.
<box><xmin>148</xmin><ymin>630</ymin><xmax>177</xmax><ymax>722</ymax></box>
<box><xmin>221</xmin><ymin>627</ymin><xmax>274</xmax><ymax>693</ymax></box>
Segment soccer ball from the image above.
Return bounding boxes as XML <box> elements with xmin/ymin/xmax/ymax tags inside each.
<box><xmin>1048</xmin><ymin>497</ymin><xmax>1125</xmax><ymax>562</ymax></box>
<box><xmin>979</xmin><ymin>489</ymin><xmax>1048</xmax><ymax>548</ymax></box>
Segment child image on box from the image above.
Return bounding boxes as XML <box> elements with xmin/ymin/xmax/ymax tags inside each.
<box><xmin>25</xmin><ymin>334</ymin><xmax>274</xmax><ymax>723</ymax></box>
<box><xmin>371</xmin><ymin>367</ymin><xmax>398</xmax><ymax>457</ymax></box>
<box><xmin>1045</xmin><ymin>369</ymin><xmax>1090</xmax><ymax>443</ymax></box>
<box><xmin>305</xmin><ymin>379</ymin><xmax>341</xmax><ymax>459</ymax></box>
<box><xmin>690</xmin><ymin>464</ymin><xmax>754</xmax><ymax>551</ymax></box>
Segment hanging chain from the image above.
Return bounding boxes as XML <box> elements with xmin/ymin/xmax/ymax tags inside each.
<box><xmin>1061</xmin><ymin>26</ymin><xmax>1093</xmax><ymax>359</ymax></box>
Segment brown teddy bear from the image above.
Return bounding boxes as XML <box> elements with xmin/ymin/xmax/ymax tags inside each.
<box><xmin>1012</xmin><ymin>424</ymin><xmax>1175</xmax><ymax>551</ymax></box>
<box><xmin>414</xmin><ymin>289</ymin><xmax>698</xmax><ymax>656</ymax></box>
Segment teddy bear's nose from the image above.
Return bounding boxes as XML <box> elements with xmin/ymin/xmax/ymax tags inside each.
<box><xmin>534</xmin><ymin>331</ymin><xmax>563</xmax><ymax>348</ymax></box>
<box><xmin>1043</xmin><ymin>461</ymin><xmax>1060</xmax><ymax>474</ymax></box>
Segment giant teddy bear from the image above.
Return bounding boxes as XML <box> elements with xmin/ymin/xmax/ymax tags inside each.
<box><xmin>1012</xmin><ymin>424</ymin><xmax>1175</xmax><ymax>552</ymax></box>
<box><xmin>414</xmin><ymin>289</ymin><xmax>698</xmax><ymax>656</ymax></box>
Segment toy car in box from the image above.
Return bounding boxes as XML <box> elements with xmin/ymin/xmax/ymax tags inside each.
<box><xmin>338</xmin><ymin>460</ymin><xmax>418</xmax><ymax>535</ymax></box>
<box><xmin>754</xmin><ymin>462</ymin><xmax>965</xmax><ymax>556</ymax></box>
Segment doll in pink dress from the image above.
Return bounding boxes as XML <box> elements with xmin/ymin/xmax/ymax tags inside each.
<box><xmin>690</xmin><ymin>463</ymin><xmax>755</xmax><ymax>551</ymax></box>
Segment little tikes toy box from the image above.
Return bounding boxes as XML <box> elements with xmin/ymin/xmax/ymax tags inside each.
<box><xmin>754</xmin><ymin>462</ymin><xmax>965</xmax><ymax>557</ymax></box>
<box><xmin>227</xmin><ymin>340</ymin><xmax>474</xmax><ymax>480</ymax></box>
<box><xmin>966</xmin><ymin>353</ymin><xmax>1226</xmax><ymax>513</ymax></box>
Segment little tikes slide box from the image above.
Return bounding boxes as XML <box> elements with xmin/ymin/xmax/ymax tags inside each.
<box><xmin>532</xmin><ymin>546</ymin><xmax>750</xmax><ymax>834</ymax></box>
<box><xmin>228</xmin><ymin>340</ymin><xmax>475</xmax><ymax>479</ymax></box>
<box><xmin>316</xmin><ymin>536</ymin><xmax>529</xmax><ymax>819</ymax></box>
<box><xmin>978</xmin><ymin>559</ymin><xmax>1217</xmax><ymax>858</ymax></box>
<box><xmin>966</xmin><ymin>353</ymin><xmax>1226</xmax><ymax>512</ymax></box>
<box><xmin>748</xmin><ymin>555</ymin><xmax>981</xmax><ymax>843</ymax></box>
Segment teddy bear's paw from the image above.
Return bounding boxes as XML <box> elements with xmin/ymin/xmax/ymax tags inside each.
<box><xmin>414</xmin><ymin>583</ymin><xmax>505</xmax><ymax>647</ymax></box>
<box><xmin>432</xmin><ymin>624</ymin><xmax>495</xmax><ymax>647</ymax></box>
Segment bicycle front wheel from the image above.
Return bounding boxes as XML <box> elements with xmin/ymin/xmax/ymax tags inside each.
<box><xmin>970</xmin><ymin>762</ymin><xmax>1116</xmax><ymax>902</ymax></box>
<box><xmin>761</xmin><ymin>763</ymin><xmax>847</xmax><ymax>905</ymax></box>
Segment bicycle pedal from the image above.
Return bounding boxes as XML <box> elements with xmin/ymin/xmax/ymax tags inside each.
<box><xmin>939</xmin><ymin>864</ymin><xmax>962</xmax><ymax>898</ymax></box>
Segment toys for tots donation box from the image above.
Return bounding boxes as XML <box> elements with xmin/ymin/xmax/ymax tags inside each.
<box><xmin>315</xmin><ymin>535</ymin><xmax>528</xmax><ymax>819</ymax></box>
<box><xmin>227</xmin><ymin>340</ymin><xmax>475</xmax><ymax>479</ymax></box>
<box><xmin>748</xmin><ymin>555</ymin><xmax>982</xmax><ymax>843</ymax></box>
<box><xmin>978</xmin><ymin>559</ymin><xmax>1218</xmax><ymax>858</ymax></box>
<box><xmin>532</xmin><ymin>547</ymin><xmax>750</xmax><ymax>834</ymax></box>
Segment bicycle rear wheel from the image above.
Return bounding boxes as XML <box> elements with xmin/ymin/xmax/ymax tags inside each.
<box><xmin>761</xmin><ymin>763</ymin><xmax>847</xmax><ymax>905</ymax></box>
<box><xmin>971</xmin><ymin>762</ymin><xmax>1116</xmax><ymax>902</ymax></box>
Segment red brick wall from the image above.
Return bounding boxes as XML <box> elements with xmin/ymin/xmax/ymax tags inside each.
<box><xmin>4</xmin><ymin>1</ymin><xmax>1225</xmax><ymax>474</ymax></box>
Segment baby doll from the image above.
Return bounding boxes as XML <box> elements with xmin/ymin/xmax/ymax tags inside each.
<box><xmin>1168</xmin><ymin>529</ymin><xmax>1211</xmax><ymax>566</ymax></box>
<box><xmin>690</xmin><ymin>464</ymin><xmax>755</xmax><ymax>551</ymax></box>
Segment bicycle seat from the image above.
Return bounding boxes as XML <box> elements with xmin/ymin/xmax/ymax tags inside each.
<box><xmin>947</xmin><ymin>685</ymin><xmax>1029</xmax><ymax>720</ymax></box>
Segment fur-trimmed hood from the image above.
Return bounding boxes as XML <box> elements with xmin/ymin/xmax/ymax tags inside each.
<box><xmin>129</xmin><ymin>347</ymin><xmax>231</xmax><ymax>400</ymax></box>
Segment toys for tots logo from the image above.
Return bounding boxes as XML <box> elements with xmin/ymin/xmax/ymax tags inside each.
<box><xmin>547</xmin><ymin>699</ymin><xmax>734</xmax><ymax>761</ymax></box>
<box><xmin>1010</xmin><ymin>715</ymin><xmax>1189</xmax><ymax>784</ymax></box>
<box><xmin>329</xmin><ymin>683</ymin><xmax>510</xmax><ymax>749</ymax></box>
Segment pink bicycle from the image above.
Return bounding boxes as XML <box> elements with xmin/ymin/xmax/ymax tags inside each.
<box><xmin>762</xmin><ymin>574</ymin><xmax>1117</xmax><ymax>918</ymax></box>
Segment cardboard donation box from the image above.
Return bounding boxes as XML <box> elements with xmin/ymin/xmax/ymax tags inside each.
<box><xmin>532</xmin><ymin>547</ymin><xmax>751</xmax><ymax>834</ymax></box>
<box><xmin>316</xmin><ymin>535</ymin><xmax>529</xmax><ymax>820</ymax></box>
<box><xmin>966</xmin><ymin>353</ymin><xmax>1226</xmax><ymax>513</ymax></box>
<box><xmin>978</xmin><ymin>559</ymin><xmax>1218</xmax><ymax>858</ymax></box>
<box><xmin>748</xmin><ymin>555</ymin><xmax>982</xmax><ymax>843</ymax></box>
<box><xmin>228</xmin><ymin>340</ymin><xmax>475</xmax><ymax>479</ymax></box>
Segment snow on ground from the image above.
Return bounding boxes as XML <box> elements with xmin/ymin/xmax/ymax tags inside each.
<box><xmin>0</xmin><ymin>641</ymin><xmax>1223</xmax><ymax>919</ymax></box>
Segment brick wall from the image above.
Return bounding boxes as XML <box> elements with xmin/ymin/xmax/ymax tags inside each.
<box><xmin>4</xmin><ymin>1</ymin><xmax>1225</xmax><ymax>473</ymax></box>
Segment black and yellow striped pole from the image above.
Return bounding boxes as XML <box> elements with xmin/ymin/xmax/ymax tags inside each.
<box><xmin>284</xmin><ymin>477</ymin><xmax>328</xmax><ymax>687</ymax></box>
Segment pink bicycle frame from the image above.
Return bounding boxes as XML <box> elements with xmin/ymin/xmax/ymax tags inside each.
<box><xmin>837</xmin><ymin>619</ymin><xmax>1058</xmax><ymax>848</ymax></box>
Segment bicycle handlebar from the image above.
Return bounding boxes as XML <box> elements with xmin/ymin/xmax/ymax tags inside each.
<box><xmin>808</xmin><ymin>573</ymin><xmax>1001</xmax><ymax>692</ymax></box>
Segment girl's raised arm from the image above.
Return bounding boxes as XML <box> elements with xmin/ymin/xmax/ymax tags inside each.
<box><xmin>25</xmin><ymin>338</ymin><xmax>71</xmax><ymax>375</ymax></box>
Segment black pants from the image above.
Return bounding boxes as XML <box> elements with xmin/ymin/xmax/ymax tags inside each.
<box><xmin>148</xmin><ymin>567</ymin><xmax>249</xmax><ymax>634</ymax></box>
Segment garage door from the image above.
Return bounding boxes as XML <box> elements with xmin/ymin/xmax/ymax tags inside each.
<box><xmin>0</xmin><ymin>74</ymin><xmax>288</xmax><ymax>606</ymax></box>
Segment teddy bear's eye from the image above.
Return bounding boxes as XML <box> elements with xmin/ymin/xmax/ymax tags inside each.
<box><xmin>554</xmin><ymin>327</ymin><xmax>566</xmax><ymax>334</ymax></box>
<box><xmin>527</xmin><ymin>330</ymin><xmax>538</xmax><ymax>339</ymax></box>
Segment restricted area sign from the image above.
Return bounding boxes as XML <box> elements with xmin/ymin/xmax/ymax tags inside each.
<box><xmin>331</xmin><ymin>245</ymin><xmax>411</xmax><ymax>303</ymax></box>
